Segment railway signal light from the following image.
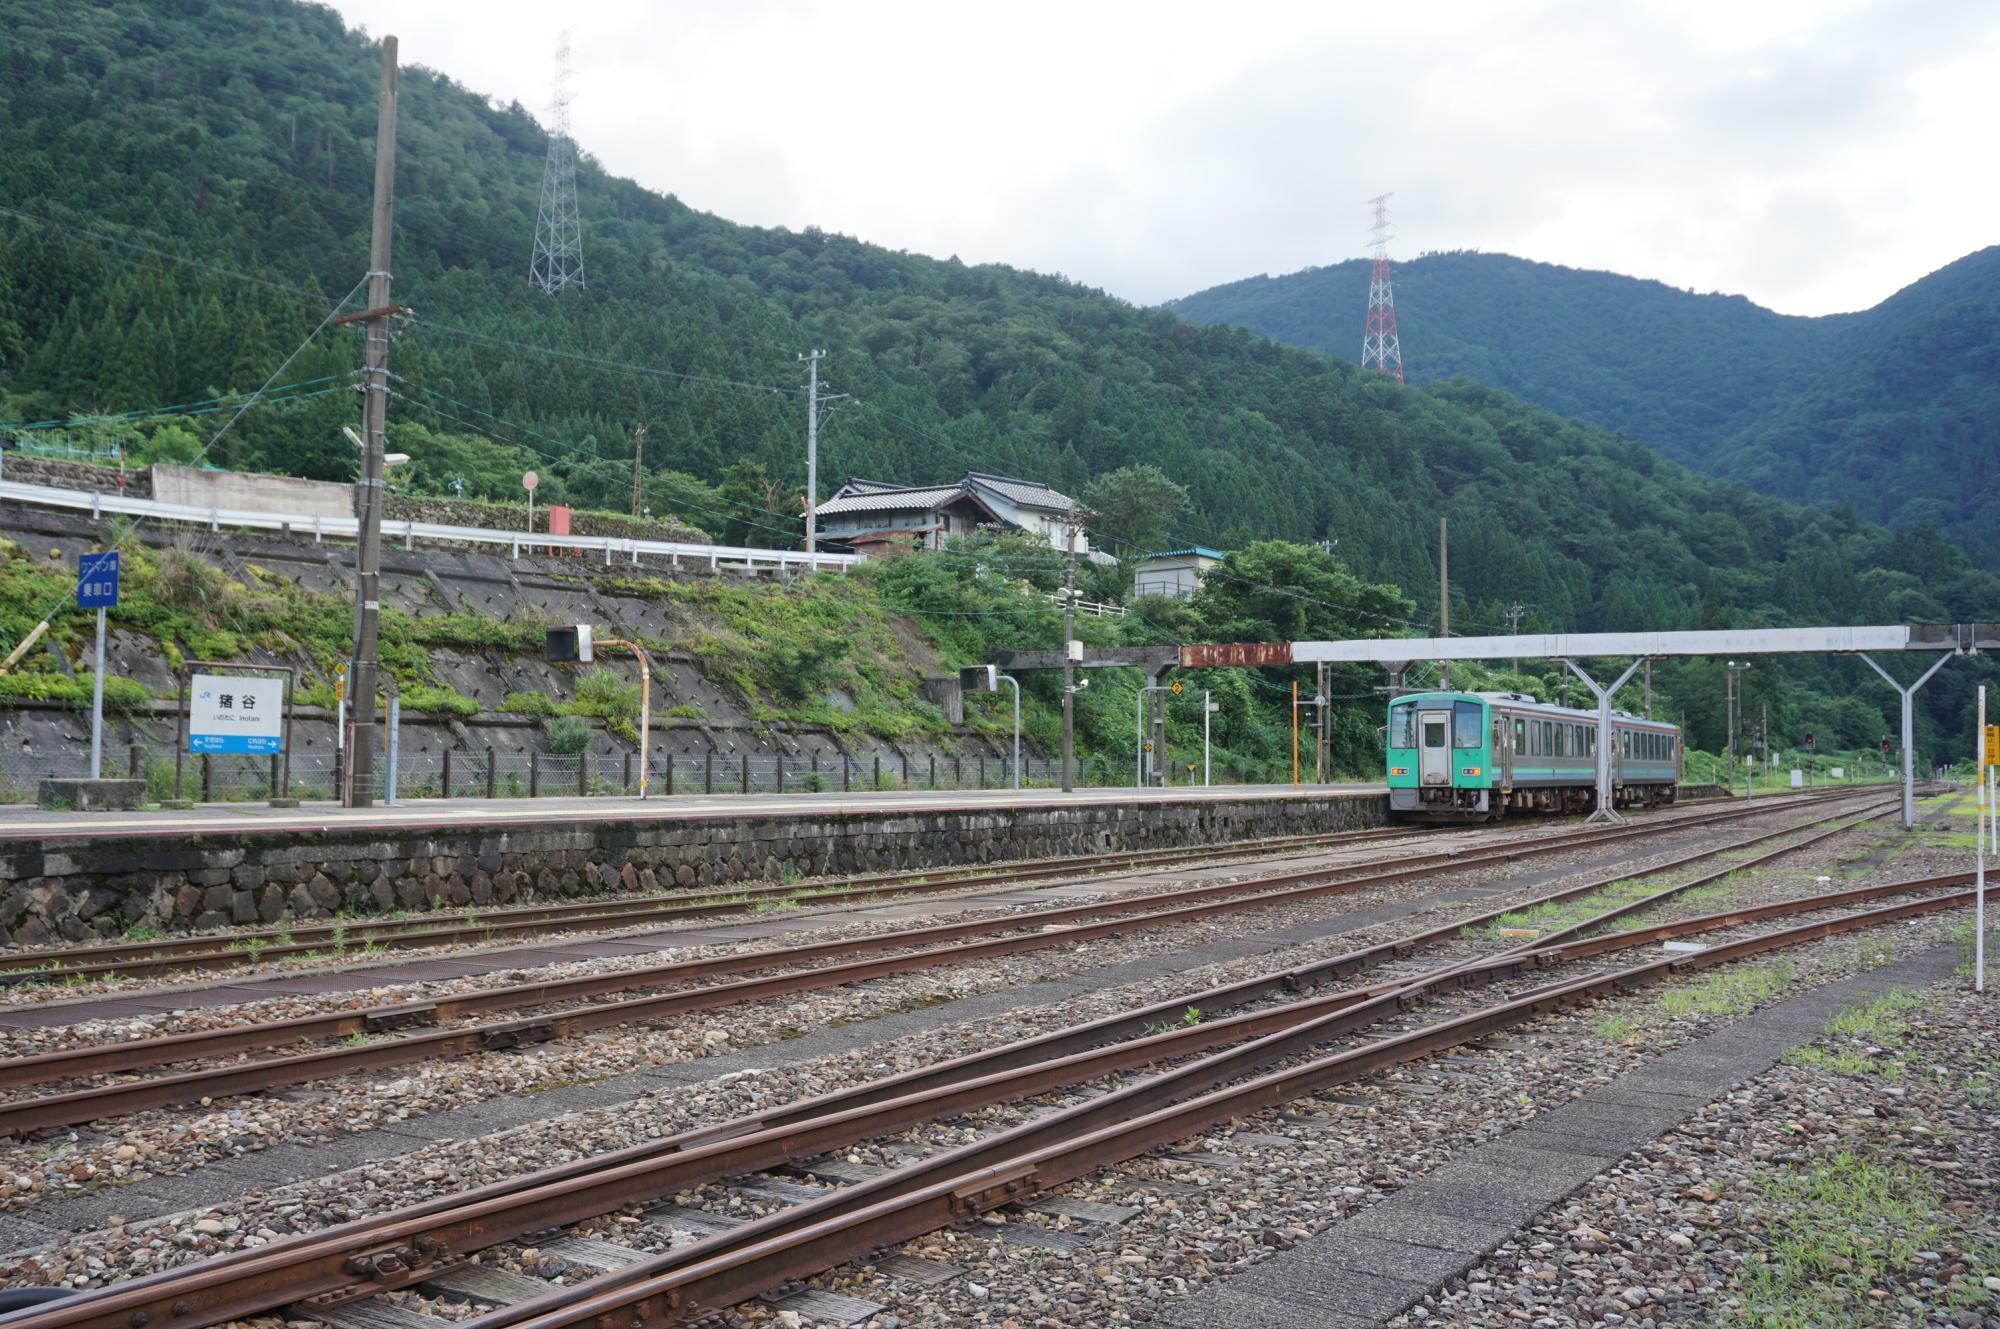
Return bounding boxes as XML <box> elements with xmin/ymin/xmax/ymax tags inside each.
<box><xmin>1805</xmin><ymin>732</ymin><xmax>1815</xmax><ymax>750</ymax></box>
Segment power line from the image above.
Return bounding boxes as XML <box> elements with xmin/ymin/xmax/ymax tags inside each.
<box><xmin>402</xmin><ymin>318</ymin><xmax>804</xmax><ymax>399</ymax></box>
<box><xmin>385</xmin><ymin>379</ymin><xmax>804</xmax><ymax>543</ymax></box>
<box><xmin>0</xmin><ymin>201</ymin><xmax>335</xmax><ymax>306</ymax></box>
<box><xmin>2</xmin><ymin>376</ymin><xmax>354</xmax><ymax>432</ymax></box>
<box><xmin>2</xmin><ymin>276</ymin><xmax>368</xmax><ymax>654</ymax></box>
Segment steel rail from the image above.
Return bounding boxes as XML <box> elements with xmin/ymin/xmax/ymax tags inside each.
<box><xmin>0</xmin><ymin>825</ymin><xmax>1443</xmax><ymax>985</ymax></box>
<box><xmin>0</xmin><ymin>792</ymin><xmax>1892</xmax><ymax>1133</ymax></box>
<box><xmin>334</xmin><ymin>799</ymin><xmax>1910</xmax><ymax>1329</ymax></box>
<box><xmin>476</xmin><ymin>884</ymin><xmax>1974</xmax><ymax>1329</ymax></box>
<box><xmin>0</xmin><ymin>866</ymin><xmax>1956</xmax><ymax>1329</ymax></box>
<box><xmin>0</xmin><ymin>792</ymin><xmax>1886</xmax><ymax>1129</ymax></box>
<box><xmin>0</xmin><ymin>817</ymin><xmax>1933</xmax><ymax>1329</ymax></box>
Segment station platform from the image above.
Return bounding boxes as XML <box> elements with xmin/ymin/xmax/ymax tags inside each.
<box><xmin>0</xmin><ymin>782</ymin><xmax>1384</xmax><ymax>844</ymax></box>
<box><xmin>0</xmin><ymin>784</ymin><xmax>1389</xmax><ymax>941</ymax></box>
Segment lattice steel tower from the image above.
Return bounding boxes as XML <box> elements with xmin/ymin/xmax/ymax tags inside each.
<box><xmin>529</xmin><ymin>35</ymin><xmax>585</xmax><ymax>294</ymax></box>
<box><xmin>1361</xmin><ymin>193</ymin><xmax>1403</xmax><ymax>382</ymax></box>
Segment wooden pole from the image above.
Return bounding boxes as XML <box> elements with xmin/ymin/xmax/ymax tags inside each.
<box><xmin>343</xmin><ymin>34</ymin><xmax>398</xmax><ymax>807</ymax></box>
<box><xmin>629</xmin><ymin>424</ymin><xmax>646</xmax><ymax>519</ymax></box>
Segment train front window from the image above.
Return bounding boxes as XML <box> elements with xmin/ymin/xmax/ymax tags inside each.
<box><xmin>1453</xmin><ymin>702</ymin><xmax>1483</xmax><ymax>748</ymax></box>
<box><xmin>1389</xmin><ymin>703</ymin><xmax>1416</xmax><ymax>748</ymax></box>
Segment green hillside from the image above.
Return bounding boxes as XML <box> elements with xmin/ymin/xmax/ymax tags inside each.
<box><xmin>1167</xmin><ymin>250</ymin><xmax>2000</xmax><ymax>566</ymax></box>
<box><xmin>0</xmin><ymin>0</ymin><xmax>1994</xmax><ymax>760</ymax></box>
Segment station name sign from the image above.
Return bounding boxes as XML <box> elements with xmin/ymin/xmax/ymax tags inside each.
<box><xmin>1178</xmin><ymin>642</ymin><xmax>1293</xmax><ymax>668</ymax></box>
<box><xmin>188</xmin><ymin>674</ymin><xmax>286</xmax><ymax>754</ymax></box>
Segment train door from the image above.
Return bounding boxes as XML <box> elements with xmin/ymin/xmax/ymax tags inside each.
<box><xmin>1419</xmin><ymin>710</ymin><xmax>1450</xmax><ymax>786</ymax></box>
<box><xmin>1493</xmin><ymin>714</ymin><xmax>1515</xmax><ymax>795</ymax></box>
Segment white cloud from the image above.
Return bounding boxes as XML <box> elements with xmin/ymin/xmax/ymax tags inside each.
<box><xmin>329</xmin><ymin>0</ymin><xmax>2000</xmax><ymax>314</ymax></box>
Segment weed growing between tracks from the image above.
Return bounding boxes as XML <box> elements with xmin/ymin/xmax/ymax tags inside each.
<box><xmin>1736</xmin><ymin>1152</ymin><xmax>1985</xmax><ymax>1329</ymax></box>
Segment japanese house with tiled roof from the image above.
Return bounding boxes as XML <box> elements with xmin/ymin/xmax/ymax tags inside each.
<box><xmin>815</xmin><ymin>472</ymin><xmax>1096</xmax><ymax>558</ymax></box>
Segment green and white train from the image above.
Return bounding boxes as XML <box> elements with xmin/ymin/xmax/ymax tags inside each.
<box><xmin>1386</xmin><ymin>690</ymin><xmax>1682</xmax><ymax>822</ymax></box>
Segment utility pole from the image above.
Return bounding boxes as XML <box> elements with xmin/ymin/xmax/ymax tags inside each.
<box><xmin>1438</xmin><ymin>517</ymin><xmax>1450</xmax><ymax>691</ymax></box>
<box><xmin>1506</xmin><ymin>603</ymin><xmax>1525</xmax><ymax>677</ymax></box>
<box><xmin>629</xmin><ymin>423</ymin><xmax>645</xmax><ymax>518</ymax></box>
<box><xmin>800</xmin><ymin>350</ymin><xmax>822</xmax><ymax>553</ymax></box>
<box><xmin>1316</xmin><ymin>660</ymin><xmax>1329</xmax><ymax>782</ymax></box>
<box><xmin>1644</xmin><ymin>658</ymin><xmax>1652</xmax><ymax>719</ymax></box>
<box><xmin>1725</xmin><ymin>660</ymin><xmax>1749</xmax><ymax>795</ymax></box>
<box><xmin>796</xmin><ymin>348</ymin><xmax>844</xmax><ymax>556</ymax></box>
<box><xmin>1061</xmin><ymin>522</ymin><xmax>1078</xmax><ymax>792</ymax></box>
<box><xmin>343</xmin><ymin>35</ymin><xmax>398</xmax><ymax>809</ymax></box>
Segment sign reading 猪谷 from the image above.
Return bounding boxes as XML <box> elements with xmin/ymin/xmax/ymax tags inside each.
<box><xmin>188</xmin><ymin>674</ymin><xmax>285</xmax><ymax>754</ymax></box>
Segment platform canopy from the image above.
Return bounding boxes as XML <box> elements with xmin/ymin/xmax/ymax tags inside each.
<box><xmin>1288</xmin><ymin>623</ymin><xmax>1997</xmax><ymax>664</ymax></box>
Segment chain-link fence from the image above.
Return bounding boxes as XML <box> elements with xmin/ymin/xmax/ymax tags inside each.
<box><xmin>1</xmin><ymin>744</ymin><xmax>1266</xmax><ymax>805</ymax></box>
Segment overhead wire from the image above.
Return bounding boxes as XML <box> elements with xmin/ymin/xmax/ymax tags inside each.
<box><xmin>0</xmin><ymin>201</ymin><xmax>336</xmax><ymax>308</ymax></box>
<box><xmin>2</xmin><ymin>276</ymin><xmax>369</xmax><ymax>653</ymax></box>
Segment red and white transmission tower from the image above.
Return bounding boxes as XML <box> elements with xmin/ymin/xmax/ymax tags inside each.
<box><xmin>1361</xmin><ymin>193</ymin><xmax>1403</xmax><ymax>382</ymax></box>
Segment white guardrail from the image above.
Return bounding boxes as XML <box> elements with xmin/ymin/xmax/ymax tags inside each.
<box><xmin>0</xmin><ymin>479</ymin><xmax>863</xmax><ymax>576</ymax></box>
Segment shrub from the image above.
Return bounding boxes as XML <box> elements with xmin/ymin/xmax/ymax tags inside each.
<box><xmin>545</xmin><ymin>714</ymin><xmax>591</xmax><ymax>754</ymax></box>
<box><xmin>400</xmin><ymin>684</ymin><xmax>479</xmax><ymax>717</ymax></box>
<box><xmin>148</xmin><ymin>538</ymin><xmax>232</xmax><ymax>627</ymax></box>
<box><xmin>502</xmin><ymin>690</ymin><xmax>557</xmax><ymax>715</ymax></box>
<box><xmin>0</xmin><ymin>670</ymin><xmax>79</xmax><ymax>702</ymax></box>
<box><xmin>570</xmin><ymin>667</ymin><xmax>640</xmax><ymax>720</ymax></box>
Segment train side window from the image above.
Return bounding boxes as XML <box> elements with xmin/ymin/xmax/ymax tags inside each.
<box><xmin>1515</xmin><ymin>718</ymin><xmax>1527</xmax><ymax>753</ymax></box>
<box><xmin>1541</xmin><ymin>721</ymin><xmax>1551</xmax><ymax>754</ymax></box>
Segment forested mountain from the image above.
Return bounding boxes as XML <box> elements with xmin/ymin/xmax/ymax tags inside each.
<box><xmin>0</xmin><ymin>0</ymin><xmax>1995</xmax><ymax>757</ymax></box>
<box><xmin>1168</xmin><ymin>250</ymin><xmax>2000</xmax><ymax>566</ymax></box>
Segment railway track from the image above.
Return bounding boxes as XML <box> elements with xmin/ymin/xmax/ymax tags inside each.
<box><xmin>0</xmin><ymin>788</ymin><xmax>1866</xmax><ymax>990</ymax></box>
<box><xmin>0</xmin><ymin>805</ymin><xmax>1959</xmax><ymax>1329</ymax></box>
<box><xmin>0</xmin><ymin>790</ymin><xmax>1893</xmax><ymax>1135</ymax></box>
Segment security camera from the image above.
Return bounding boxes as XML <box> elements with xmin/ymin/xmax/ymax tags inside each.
<box><xmin>1073</xmin><ymin>677</ymin><xmax>1090</xmax><ymax>691</ymax></box>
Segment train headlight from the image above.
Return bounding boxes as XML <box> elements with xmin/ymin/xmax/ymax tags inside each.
<box><xmin>1389</xmin><ymin>767</ymin><xmax>1408</xmax><ymax>776</ymax></box>
<box><xmin>1462</xmin><ymin>767</ymin><xmax>1481</xmax><ymax>777</ymax></box>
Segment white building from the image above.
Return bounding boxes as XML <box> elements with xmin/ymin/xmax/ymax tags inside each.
<box><xmin>1130</xmin><ymin>546</ymin><xmax>1225</xmax><ymax>600</ymax></box>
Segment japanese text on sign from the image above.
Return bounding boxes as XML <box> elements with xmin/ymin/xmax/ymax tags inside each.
<box><xmin>75</xmin><ymin>551</ymin><xmax>119</xmax><ymax>609</ymax></box>
<box><xmin>188</xmin><ymin>674</ymin><xmax>285</xmax><ymax>754</ymax></box>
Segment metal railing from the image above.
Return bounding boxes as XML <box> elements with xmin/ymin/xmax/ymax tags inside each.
<box><xmin>0</xmin><ymin>745</ymin><xmax>1281</xmax><ymax>805</ymax></box>
<box><xmin>0</xmin><ymin>478</ymin><xmax>860</xmax><ymax>576</ymax></box>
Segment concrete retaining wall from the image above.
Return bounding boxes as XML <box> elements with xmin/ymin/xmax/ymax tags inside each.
<box><xmin>0</xmin><ymin>794</ymin><xmax>1384</xmax><ymax>945</ymax></box>
<box><xmin>150</xmin><ymin>463</ymin><xmax>353</xmax><ymax>519</ymax></box>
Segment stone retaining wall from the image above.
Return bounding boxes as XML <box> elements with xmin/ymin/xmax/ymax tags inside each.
<box><xmin>1</xmin><ymin>456</ymin><xmax>148</xmax><ymax>496</ymax></box>
<box><xmin>0</xmin><ymin>793</ymin><xmax>1385</xmax><ymax>945</ymax></box>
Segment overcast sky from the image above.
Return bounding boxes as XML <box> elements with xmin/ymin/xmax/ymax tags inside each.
<box><xmin>329</xmin><ymin>0</ymin><xmax>1998</xmax><ymax>316</ymax></box>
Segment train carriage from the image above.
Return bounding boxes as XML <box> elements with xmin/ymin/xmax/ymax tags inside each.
<box><xmin>1386</xmin><ymin>690</ymin><xmax>1681</xmax><ymax>822</ymax></box>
